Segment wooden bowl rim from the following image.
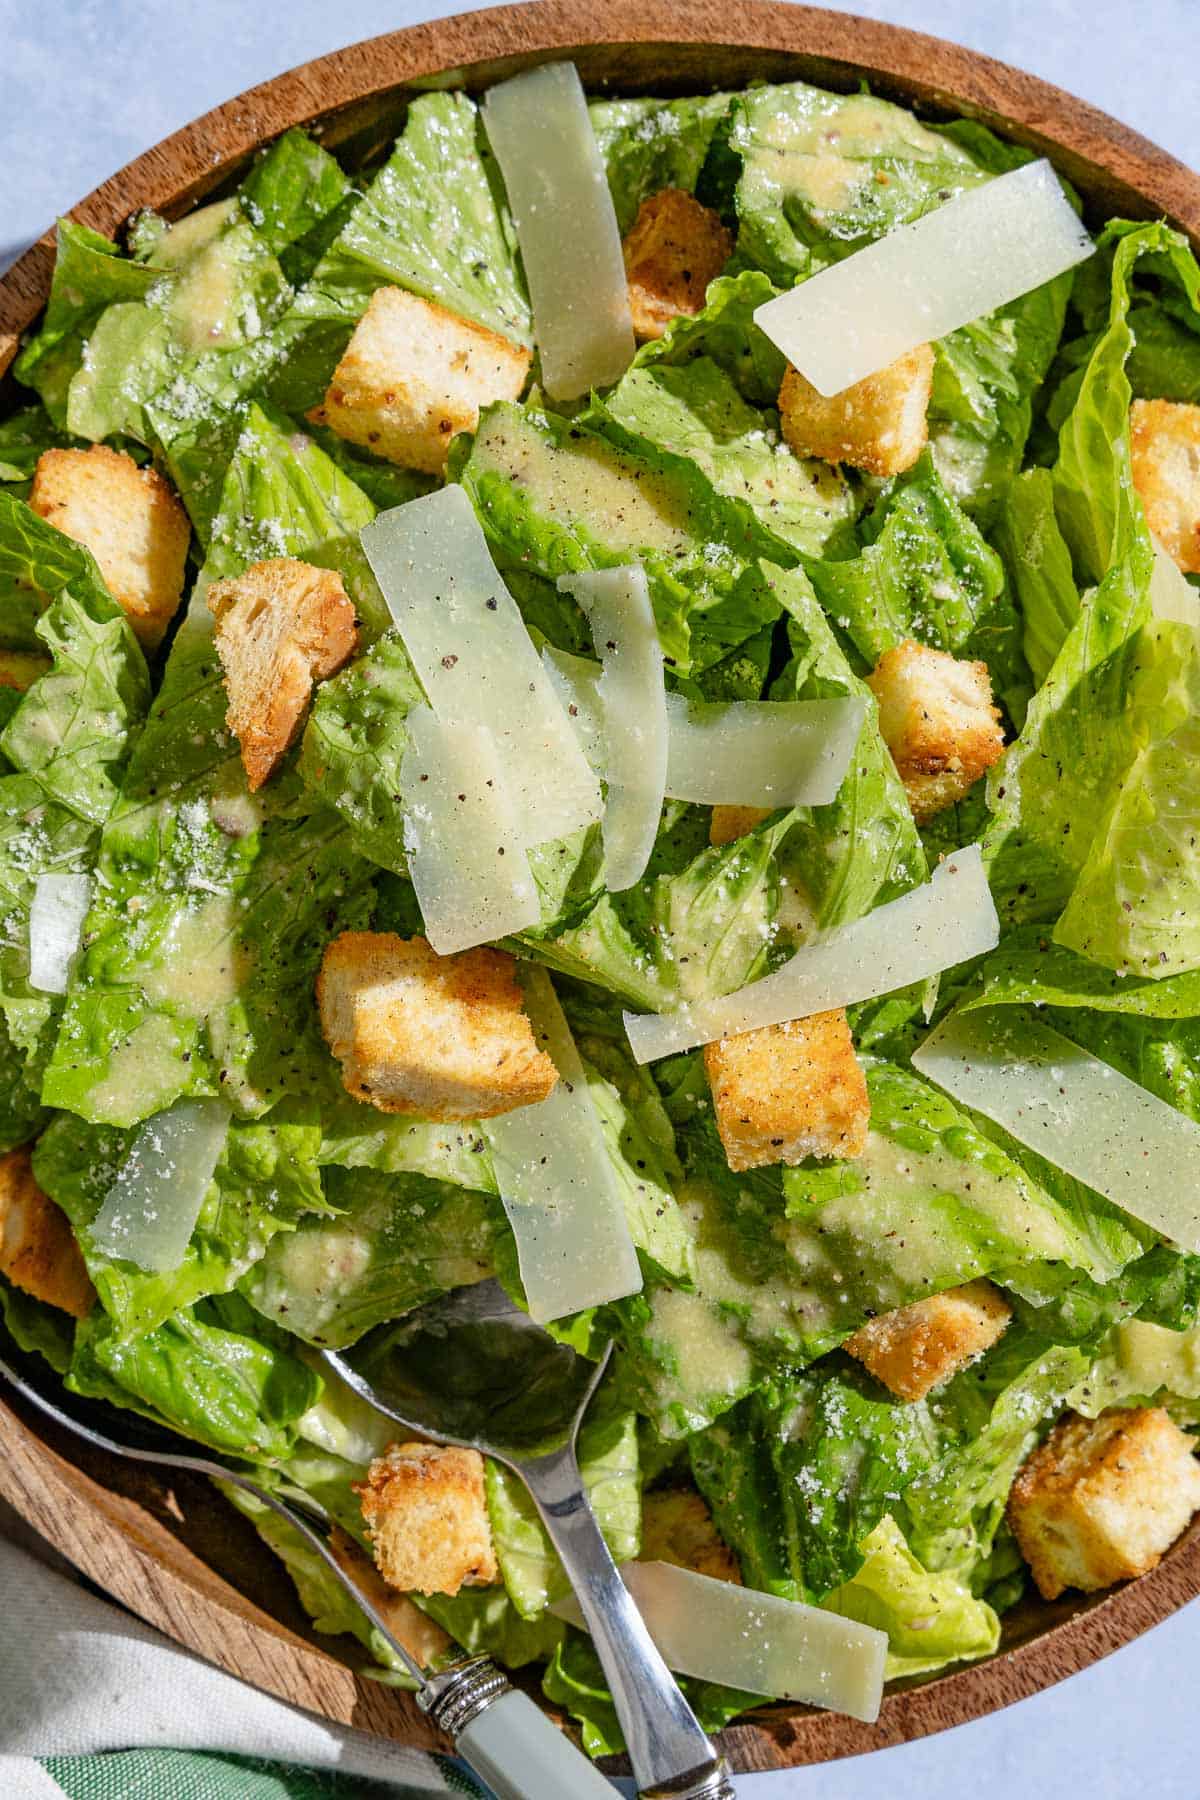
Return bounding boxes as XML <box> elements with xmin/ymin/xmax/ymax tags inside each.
<box><xmin>2</xmin><ymin>0</ymin><xmax>1199</xmax><ymax>1772</ymax></box>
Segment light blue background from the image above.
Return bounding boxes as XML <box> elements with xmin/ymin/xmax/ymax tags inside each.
<box><xmin>1</xmin><ymin>3</ymin><xmax>1196</xmax><ymax>1795</ymax></box>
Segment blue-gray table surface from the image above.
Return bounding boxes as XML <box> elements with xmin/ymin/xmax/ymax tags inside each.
<box><xmin>2</xmin><ymin>3</ymin><xmax>1196</xmax><ymax>1796</ymax></box>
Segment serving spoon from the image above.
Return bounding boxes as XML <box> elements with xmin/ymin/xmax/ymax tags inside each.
<box><xmin>0</xmin><ymin>1335</ymin><xmax>615</xmax><ymax>1800</ymax></box>
<box><xmin>321</xmin><ymin>1278</ymin><xmax>737</xmax><ymax>1800</ymax></box>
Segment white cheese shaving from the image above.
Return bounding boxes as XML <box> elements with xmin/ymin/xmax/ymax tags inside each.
<box><xmin>541</xmin><ymin>646</ymin><xmax>607</xmax><ymax>774</ymax></box>
<box><xmin>560</xmin><ymin>568</ymin><xmax>667</xmax><ymax>891</ymax></box>
<box><xmin>912</xmin><ymin>1007</ymin><xmax>1200</xmax><ymax>1252</ymax></box>
<box><xmin>664</xmin><ymin>692</ymin><xmax>865</xmax><ymax>806</ymax></box>
<box><xmin>361</xmin><ymin>486</ymin><xmax>601</xmax><ymax>847</ymax></box>
<box><xmin>483</xmin><ymin>62</ymin><xmax>635</xmax><ymax>399</ymax></box>
<box><xmin>28</xmin><ymin>872</ymin><xmax>91</xmax><ymax>994</ymax></box>
<box><xmin>398</xmin><ymin>705</ymin><xmax>541</xmax><ymax>956</ymax></box>
<box><xmin>482</xmin><ymin>966</ymin><xmax>642</xmax><ymax>1323</ymax></box>
<box><xmin>551</xmin><ymin>1562</ymin><xmax>886</xmax><ymax>1722</ymax></box>
<box><xmin>89</xmin><ymin>1099</ymin><xmax>230</xmax><ymax>1273</ymax></box>
<box><xmin>1149</xmin><ymin>537</ymin><xmax>1200</xmax><ymax>628</ymax></box>
<box><xmin>624</xmin><ymin>844</ymin><xmax>999</xmax><ymax>1062</ymax></box>
<box><xmin>754</xmin><ymin>159</ymin><xmax>1093</xmax><ymax>396</ymax></box>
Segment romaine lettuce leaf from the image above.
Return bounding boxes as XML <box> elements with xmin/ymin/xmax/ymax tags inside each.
<box><xmin>418</xmin><ymin>1586</ymin><xmax>564</xmax><ymax>1671</ymax></box>
<box><xmin>237</xmin><ymin>128</ymin><xmax>351</xmax><ymax>257</ymax></box>
<box><xmin>822</xmin><ymin>1515</ymin><xmax>1000</xmax><ymax>1679</ymax></box>
<box><xmin>1054</xmin><ymin>619</ymin><xmax>1200</xmax><ymax>976</ymax></box>
<box><xmin>771</xmin><ymin>561</ymin><xmax>926</xmax><ymax>929</ymax></box>
<box><xmin>803</xmin><ymin>453</ymin><xmax>1011</xmax><ymax>679</ymax></box>
<box><xmin>267</xmin><ymin>92</ymin><xmax>531</xmax><ymax>419</ymax></box>
<box><xmin>198</xmin><ymin>403</ymin><xmax>385</xmax><ymax>631</ymax></box>
<box><xmin>1070</xmin><ymin>1316</ymin><xmax>1200</xmax><ymax>1424</ymax></box>
<box><xmin>589</xmin><ymin>92</ymin><xmax>734</xmax><ymax>233</ymax></box>
<box><xmin>13</xmin><ymin>220</ymin><xmax>159</xmax><ymax>427</ymax></box>
<box><xmin>0</xmin><ymin>405</ymin><xmax>75</xmax><ymax>492</ymax></box>
<box><xmin>965</xmin><ymin>925</ymin><xmax>1200</xmax><ymax>1016</ymax></box>
<box><xmin>596</xmin><ymin>271</ymin><xmax>858</xmax><ymax>563</ymax></box>
<box><xmin>711</xmin><ymin>81</ymin><xmax>990</xmax><ymax>285</ymax></box>
<box><xmin>239</xmin><ymin>1166</ymin><xmax>502</xmax><ymax>1348</ymax></box>
<box><xmin>452</xmin><ymin>401</ymin><xmax>780</xmax><ymax>678</ymax></box>
<box><xmin>0</xmin><ymin>776</ymin><xmax>96</xmax><ymax>1068</ymax></box>
<box><xmin>995</xmin><ymin>466</ymin><xmax>1081</xmax><ymax>688</ymax></box>
<box><xmin>0</xmin><ymin>1272</ymin><xmax>74</xmax><ymax>1371</ymax></box>
<box><xmin>34</xmin><ymin>1107</ymin><xmax>329</xmax><ymax>1339</ymax></box>
<box><xmin>67</xmin><ymin>1291</ymin><xmax>321</xmax><ymax>1458</ymax></box>
<box><xmin>610</xmin><ymin>1053</ymin><xmax>1127</xmax><ymax>1439</ymax></box>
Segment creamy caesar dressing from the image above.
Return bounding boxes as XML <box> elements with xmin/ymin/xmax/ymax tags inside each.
<box><xmin>138</xmin><ymin>897</ymin><xmax>252</xmax><ymax>1012</ymax></box>
<box><xmin>83</xmin><ymin>1013</ymin><xmax>193</xmax><ymax>1124</ymax></box>
<box><xmin>646</xmin><ymin>1283</ymin><xmax>755</xmax><ymax>1423</ymax></box>
<box><xmin>473</xmin><ymin>411</ymin><xmax>697</xmax><ymax>559</ymax></box>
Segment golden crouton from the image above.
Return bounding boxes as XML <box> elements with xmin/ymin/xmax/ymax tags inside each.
<box><xmin>311</xmin><ymin>286</ymin><xmax>531</xmax><ymax>475</ymax></box>
<box><xmin>356</xmin><ymin>1442</ymin><xmax>498</xmax><ymax>1597</ymax></box>
<box><xmin>1130</xmin><ymin>398</ymin><xmax>1200</xmax><ymax>574</ymax></box>
<box><xmin>327</xmin><ymin>1527</ymin><xmax>453</xmax><ymax>1667</ymax></box>
<box><xmin>867</xmin><ymin>639</ymin><xmax>1004</xmax><ymax>823</ymax></box>
<box><xmin>778</xmin><ymin>345</ymin><xmax>934</xmax><ymax>479</ymax></box>
<box><xmin>317</xmin><ymin>931</ymin><xmax>558</xmax><ymax>1121</ymax></box>
<box><xmin>1009</xmin><ymin>1406</ymin><xmax>1200</xmax><ymax>1601</ymax></box>
<box><xmin>0</xmin><ymin>651</ymin><xmax>51</xmax><ymax>692</ymax></box>
<box><xmin>708</xmin><ymin>805</ymin><xmax>771</xmax><ymax>848</ymax></box>
<box><xmin>622</xmin><ymin>189</ymin><xmax>733</xmax><ymax>342</ymax></box>
<box><xmin>845</xmin><ymin>1280</ymin><xmax>1011</xmax><ymax>1403</ymax></box>
<box><xmin>29</xmin><ymin>445</ymin><xmax>190</xmax><ymax>649</ymax></box>
<box><xmin>641</xmin><ymin>1489</ymin><xmax>742</xmax><ymax>1584</ymax></box>
<box><xmin>0</xmin><ymin>1146</ymin><xmax>94</xmax><ymax>1319</ymax></box>
<box><xmin>703</xmin><ymin>1009</ymin><xmax>869</xmax><ymax>1173</ymax></box>
<box><xmin>208</xmin><ymin>557</ymin><xmax>359</xmax><ymax>791</ymax></box>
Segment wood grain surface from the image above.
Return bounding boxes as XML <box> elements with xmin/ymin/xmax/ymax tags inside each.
<box><xmin>2</xmin><ymin>0</ymin><xmax>1199</xmax><ymax>1773</ymax></box>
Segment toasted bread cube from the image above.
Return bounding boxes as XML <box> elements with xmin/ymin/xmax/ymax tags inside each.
<box><xmin>208</xmin><ymin>557</ymin><xmax>358</xmax><ymax>791</ymax></box>
<box><xmin>29</xmin><ymin>445</ymin><xmax>190</xmax><ymax>649</ymax></box>
<box><xmin>0</xmin><ymin>651</ymin><xmax>51</xmax><ymax>692</ymax></box>
<box><xmin>356</xmin><ymin>1443</ymin><xmax>498</xmax><ymax>1597</ymax></box>
<box><xmin>622</xmin><ymin>189</ymin><xmax>733</xmax><ymax>342</ymax></box>
<box><xmin>1009</xmin><ymin>1406</ymin><xmax>1200</xmax><ymax>1600</ymax></box>
<box><xmin>704</xmin><ymin>1008</ymin><xmax>869</xmax><ymax>1173</ymax></box>
<box><xmin>845</xmin><ymin>1280</ymin><xmax>1011</xmax><ymax>1402</ymax></box>
<box><xmin>641</xmin><ymin>1489</ymin><xmax>742</xmax><ymax>1584</ymax></box>
<box><xmin>317</xmin><ymin>931</ymin><xmax>558</xmax><ymax>1121</ymax></box>
<box><xmin>327</xmin><ymin>1527</ymin><xmax>453</xmax><ymax>1667</ymax></box>
<box><xmin>867</xmin><ymin>639</ymin><xmax>1004</xmax><ymax>823</ymax></box>
<box><xmin>779</xmin><ymin>345</ymin><xmax>934</xmax><ymax>479</ymax></box>
<box><xmin>311</xmin><ymin>286</ymin><xmax>531</xmax><ymax>475</ymax></box>
<box><xmin>0</xmin><ymin>1146</ymin><xmax>94</xmax><ymax>1319</ymax></box>
<box><xmin>708</xmin><ymin>804</ymin><xmax>772</xmax><ymax>848</ymax></box>
<box><xmin>1130</xmin><ymin>398</ymin><xmax>1200</xmax><ymax>574</ymax></box>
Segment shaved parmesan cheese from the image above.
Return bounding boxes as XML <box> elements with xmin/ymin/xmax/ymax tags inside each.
<box><xmin>483</xmin><ymin>62</ymin><xmax>635</xmax><ymax>399</ymax></box>
<box><xmin>755</xmin><ymin>159</ymin><xmax>1093</xmax><ymax>396</ymax></box>
<box><xmin>560</xmin><ymin>568</ymin><xmax>667</xmax><ymax>891</ymax></box>
<box><xmin>552</xmin><ymin>1562</ymin><xmax>885</xmax><ymax>1722</ymax></box>
<box><xmin>624</xmin><ymin>844</ymin><xmax>998</xmax><ymax>1063</ymax></box>
<box><xmin>29</xmin><ymin>872</ymin><xmax>91</xmax><ymax>994</ymax></box>
<box><xmin>1149</xmin><ymin>538</ymin><xmax>1200</xmax><ymax>628</ymax></box>
<box><xmin>664</xmin><ymin>693</ymin><xmax>864</xmax><ymax>806</ymax></box>
<box><xmin>398</xmin><ymin>705</ymin><xmax>541</xmax><ymax>955</ymax></box>
<box><xmin>90</xmin><ymin>1099</ymin><xmax>230</xmax><ymax>1272</ymax></box>
<box><xmin>541</xmin><ymin>645</ymin><xmax>607</xmax><ymax>773</ymax></box>
<box><xmin>482</xmin><ymin>966</ymin><xmax>642</xmax><ymax>1322</ymax></box>
<box><xmin>912</xmin><ymin>1007</ymin><xmax>1200</xmax><ymax>1252</ymax></box>
<box><xmin>361</xmin><ymin>487</ymin><xmax>601</xmax><ymax>847</ymax></box>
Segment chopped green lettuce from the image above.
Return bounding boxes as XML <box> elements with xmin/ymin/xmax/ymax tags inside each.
<box><xmin>712</xmin><ymin>81</ymin><xmax>991</xmax><ymax>285</ymax></box>
<box><xmin>0</xmin><ymin>1272</ymin><xmax>74</xmax><ymax>1371</ymax></box>
<box><xmin>267</xmin><ymin>93</ymin><xmax>530</xmax><ymax>419</ymax></box>
<box><xmin>34</xmin><ymin>1107</ymin><xmax>328</xmax><ymax>1339</ymax></box>
<box><xmin>237</xmin><ymin>129</ymin><xmax>351</xmax><ymax>257</ymax></box>
<box><xmin>68</xmin><ymin>1291</ymin><xmax>322</xmax><ymax>1458</ymax></box>
<box><xmin>823</xmin><ymin>1516</ymin><xmax>1000</xmax><ymax>1679</ymax></box>
<box><xmin>589</xmin><ymin>93</ymin><xmax>734</xmax><ymax>233</ymax></box>
<box><xmin>542</xmin><ymin>1629</ymin><xmax>757</xmax><ymax>1760</ymax></box>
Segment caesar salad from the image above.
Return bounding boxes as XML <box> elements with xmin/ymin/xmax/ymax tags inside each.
<box><xmin>2</xmin><ymin>58</ymin><xmax>1200</xmax><ymax>1750</ymax></box>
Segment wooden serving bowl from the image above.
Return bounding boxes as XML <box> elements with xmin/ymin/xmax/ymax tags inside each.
<box><xmin>2</xmin><ymin>0</ymin><xmax>1199</xmax><ymax>1775</ymax></box>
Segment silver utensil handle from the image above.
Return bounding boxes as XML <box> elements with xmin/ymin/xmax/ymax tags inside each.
<box><xmin>524</xmin><ymin>1447</ymin><xmax>735</xmax><ymax>1800</ymax></box>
